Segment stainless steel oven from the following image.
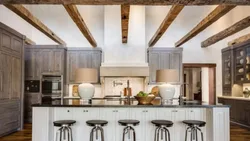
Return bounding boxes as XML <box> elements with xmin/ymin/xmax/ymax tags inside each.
<box><xmin>41</xmin><ymin>75</ymin><xmax>63</xmax><ymax>99</ymax></box>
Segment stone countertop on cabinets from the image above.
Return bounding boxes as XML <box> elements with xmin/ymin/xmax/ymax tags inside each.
<box><xmin>218</xmin><ymin>96</ymin><xmax>250</xmax><ymax>101</ymax></box>
<box><xmin>32</xmin><ymin>99</ymin><xmax>230</xmax><ymax>108</ymax></box>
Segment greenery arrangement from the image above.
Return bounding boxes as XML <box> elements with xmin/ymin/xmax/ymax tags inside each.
<box><xmin>243</xmin><ymin>88</ymin><xmax>250</xmax><ymax>98</ymax></box>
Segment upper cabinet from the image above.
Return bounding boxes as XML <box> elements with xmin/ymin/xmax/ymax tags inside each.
<box><xmin>221</xmin><ymin>47</ymin><xmax>233</xmax><ymax>96</ymax></box>
<box><xmin>25</xmin><ymin>45</ymin><xmax>66</xmax><ymax>80</ymax></box>
<box><xmin>66</xmin><ymin>48</ymin><xmax>102</xmax><ymax>84</ymax></box>
<box><xmin>147</xmin><ymin>48</ymin><xmax>183</xmax><ymax>83</ymax></box>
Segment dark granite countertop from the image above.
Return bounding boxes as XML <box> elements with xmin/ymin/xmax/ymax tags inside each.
<box><xmin>32</xmin><ymin>99</ymin><xmax>230</xmax><ymax>108</ymax></box>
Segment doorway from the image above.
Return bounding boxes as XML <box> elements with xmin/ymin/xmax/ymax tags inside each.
<box><xmin>183</xmin><ymin>63</ymin><xmax>216</xmax><ymax>104</ymax></box>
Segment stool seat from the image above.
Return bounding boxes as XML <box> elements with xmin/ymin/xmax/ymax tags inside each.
<box><xmin>118</xmin><ymin>120</ymin><xmax>140</xmax><ymax>126</ymax></box>
<box><xmin>183</xmin><ymin>120</ymin><xmax>206</xmax><ymax>127</ymax></box>
<box><xmin>53</xmin><ymin>120</ymin><xmax>76</xmax><ymax>127</ymax></box>
<box><xmin>151</xmin><ymin>120</ymin><xmax>173</xmax><ymax>127</ymax></box>
<box><xmin>86</xmin><ymin>120</ymin><xmax>108</xmax><ymax>126</ymax></box>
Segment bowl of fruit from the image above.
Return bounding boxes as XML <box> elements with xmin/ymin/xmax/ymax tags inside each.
<box><xmin>134</xmin><ymin>91</ymin><xmax>156</xmax><ymax>105</ymax></box>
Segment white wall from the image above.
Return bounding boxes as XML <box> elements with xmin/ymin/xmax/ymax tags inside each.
<box><xmin>2</xmin><ymin>5</ymin><xmax>250</xmax><ymax>97</ymax></box>
<box><xmin>103</xmin><ymin>5</ymin><xmax>147</xmax><ymax>66</ymax></box>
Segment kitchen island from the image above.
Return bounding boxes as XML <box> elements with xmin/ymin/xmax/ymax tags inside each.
<box><xmin>32</xmin><ymin>99</ymin><xmax>230</xmax><ymax>141</ymax></box>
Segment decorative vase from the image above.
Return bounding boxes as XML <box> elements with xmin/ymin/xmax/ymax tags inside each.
<box><xmin>158</xmin><ymin>84</ymin><xmax>176</xmax><ymax>102</ymax></box>
<box><xmin>78</xmin><ymin>83</ymin><xmax>95</xmax><ymax>100</ymax></box>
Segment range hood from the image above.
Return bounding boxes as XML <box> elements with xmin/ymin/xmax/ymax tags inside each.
<box><xmin>100</xmin><ymin>66</ymin><xmax>149</xmax><ymax>77</ymax></box>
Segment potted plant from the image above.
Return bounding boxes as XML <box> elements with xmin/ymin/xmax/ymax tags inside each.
<box><xmin>243</xmin><ymin>88</ymin><xmax>250</xmax><ymax>98</ymax></box>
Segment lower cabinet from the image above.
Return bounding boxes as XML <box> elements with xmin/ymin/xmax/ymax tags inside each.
<box><xmin>24</xmin><ymin>93</ymin><xmax>40</xmax><ymax>123</ymax></box>
<box><xmin>52</xmin><ymin>108</ymin><xmax>207</xmax><ymax>141</ymax></box>
<box><xmin>0</xmin><ymin>100</ymin><xmax>21</xmax><ymax>136</ymax></box>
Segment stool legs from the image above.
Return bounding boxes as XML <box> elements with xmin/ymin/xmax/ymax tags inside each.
<box><xmin>154</xmin><ymin>126</ymin><xmax>171</xmax><ymax>141</ymax></box>
<box><xmin>55</xmin><ymin>125</ymin><xmax>73</xmax><ymax>141</ymax></box>
<box><xmin>122</xmin><ymin>126</ymin><xmax>136</xmax><ymax>141</ymax></box>
<box><xmin>90</xmin><ymin>126</ymin><xmax>105</xmax><ymax>141</ymax></box>
<box><xmin>185</xmin><ymin>126</ymin><xmax>204</xmax><ymax>141</ymax></box>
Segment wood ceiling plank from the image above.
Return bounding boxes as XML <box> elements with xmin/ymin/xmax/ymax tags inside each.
<box><xmin>25</xmin><ymin>37</ymin><xmax>36</xmax><ymax>45</ymax></box>
<box><xmin>201</xmin><ymin>16</ymin><xmax>250</xmax><ymax>48</ymax></box>
<box><xmin>5</xmin><ymin>4</ymin><xmax>66</xmax><ymax>45</ymax></box>
<box><xmin>228</xmin><ymin>33</ymin><xmax>250</xmax><ymax>46</ymax></box>
<box><xmin>64</xmin><ymin>4</ymin><xmax>97</xmax><ymax>47</ymax></box>
<box><xmin>121</xmin><ymin>4</ymin><xmax>130</xmax><ymax>43</ymax></box>
<box><xmin>148</xmin><ymin>5</ymin><xmax>184</xmax><ymax>47</ymax></box>
<box><xmin>0</xmin><ymin>0</ymin><xmax>249</xmax><ymax>5</ymax></box>
<box><xmin>175</xmin><ymin>5</ymin><xmax>236</xmax><ymax>47</ymax></box>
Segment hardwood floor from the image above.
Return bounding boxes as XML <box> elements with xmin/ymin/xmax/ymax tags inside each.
<box><xmin>0</xmin><ymin>123</ymin><xmax>249</xmax><ymax>141</ymax></box>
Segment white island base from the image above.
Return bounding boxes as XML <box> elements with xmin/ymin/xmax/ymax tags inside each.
<box><xmin>32</xmin><ymin>106</ymin><xmax>229</xmax><ymax>141</ymax></box>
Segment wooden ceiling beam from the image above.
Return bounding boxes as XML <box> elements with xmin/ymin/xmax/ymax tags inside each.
<box><xmin>64</xmin><ymin>5</ymin><xmax>97</xmax><ymax>47</ymax></box>
<box><xmin>0</xmin><ymin>0</ymin><xmax>249</xmax><ymax>5</ymax></box>
<box><xmin>5</xmin><ymin>4</ymin><xmax>66</xmax><ymax>45</ymax></box>
<box><xmin>228</xmin><ymin>33</ymin><xmax>250</xmax><ymax>46</ymax></box>
<box><xmin>121</xmin><ymin>4</ymin><xmax>130</xmax><ymax>43</ymax></box>
<box><xmin>201</xmin><ymin>16</ymin><xmax>250</xmax><ymax>48</ymax></box>
<box><xmin>148</xmin><ymin>5</ymin><xmax>184</xmax><ymax>47</ymax></box>
<box><xmin>25</xmin><ymin>37</ymin><xmax>36</xmax><ymax>45</ymax></box>
<box><xmin>175</xmin><ymin>5</ymin><xmax>236</xmax><ymax>47</ymax></box>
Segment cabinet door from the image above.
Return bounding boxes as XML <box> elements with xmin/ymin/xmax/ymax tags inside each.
<box><xmin>170</xmin><ymin>53</ymin><xmax>182</xmax><ymax>82</ymax></box>
<box><xmin>25</xmin><ymin>49</ymin><xmax>35</xmax><ymax>79</ymax></box>
<box><xmin>149</xmin><ymin>52</ymin><xmax>160</xmax><ymax>83</ymax></box>
<box><xmin>52</xmin><ymin>50</ymin><xmax>64</xmax><ymax>74</ymax></box>
<box><xmin>91</xmin><ymin>52</ymin><xmax>101</xmax><ymax>83</ymax></box>
<box><xmin>67</xmin><ymin>52</ymin><xmax>78</xmax><ymax>83</ymax></box>
<box><xmin>1</xmin><ymin>52</ymin><xmax>12</xmax><ymax>100</ymax></box>
<box><xmin>34</xmin><ymin>51</ymin><xmax>41</xmax><ymax>79</ymax></box>
<box><xmin>157</xmin><ymin>108</ymin><xmax>175</xmax><ymax>141</ymax></box>
<box><xmin>100</xmin><ymin>108</ymin><xmax>116</xmax><ymax>141</ymax></box>
<box><xmin>40</xmin><ymin>49</ymin><xmax>52</xmax><ymax>73</ymax></box>
<box><xmin>130</xmin><ymin>108</ymin><xmax>145</xmax><ymax>141</ymax></box>
<box><xmin>11</xmin><ymin>56</ymin><xmax>21</xmax><ymax>99</ymax></box>
<box><xmin>145</xmin><ymin>108</ymin><xmax>158</xmax><ymax>141</ymax></box>
<box><xmin>78</xmin><ymin>51</ymin><xmax>92</xmax><ymax>68</ymax></box>
<box><xmin>54</xmin><ymin>108</ymin><xmax>74</xmax><ymax>120</ymax></box>
<box><xmin>116</xmin><ymin>108</ymin><xmax>131</xmax><ymax>141</ymax></box>
<box><xmin>73</xmin><ymin>108</ymin><xmax>100</xmax><ymax>141</ymax></box>
<box><xmin>173</xmin><ymin>109</ymin><xmax>186</xmax><ymax>141</ymax></box>
<box><xmin>234</xmin><ymin>48</ymin><xmax>245</xmax><ymax>83</ymax></box>
<box><xmin>0</xmin><ymin>52</ymin><xmax>3</xmax><ymax>99</ymax></box>
<box><xmin>12</xmin><ymin>36</ymin><xmax>22</xmax><ymax>55</ymax></box>
<box><xmin>1</xmin><ymin>29</ymin><xmax>12</xmax><ymax>53</ymax></box>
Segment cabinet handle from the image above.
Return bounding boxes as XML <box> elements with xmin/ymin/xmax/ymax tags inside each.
<box><xmin>67</xmin><ymin>110</ymin><xmax>70</xmax><ymax>112</ymax></box>
<box><xmin>190</xmin><ymin>110</ymin><xmax>193</xmax><ymax>112</ymax></box>
<box><xmin>86</xmin><ymin>110</ymin><xmax>88</xmax><ymax>112</ymax></box>
<box><xmin>83</xmin><ymin>110</ymin><xmax>85</xmax><ymax>112</ymax></box>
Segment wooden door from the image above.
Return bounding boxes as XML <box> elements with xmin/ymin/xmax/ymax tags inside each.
<box><xmin>149</xmin><ymin>52</ymin><xmax>160</xmax><ymax>83</ymax></box>
<box><xmin>40</xmin><ymin>49</ymin><xmax>52</xmax><ymax>73</ymax></box>
<box><xmin>1</xmin><ymin>29</ymin><xmax>12</xmax><ymax>53</ymax></box>
<box><xmin>67</xmin><ymin>51</ymin><xmax>78</xmax><ymax>83</ymax></box>
<box><xmin>34</xmin><ymin>50</ymin><xmax>41</xmax><ymax>79</ymax></box>
<box><xmin>1</xmin><ymin>52</ymin><xmax>12</xmax><ymax>100</ymax></box>
<box><xmin>52</xmin><ymin>50</ymin><xmax>64</xmax><ymax>74</ymax></box>
<box><xmin>25</xmin><ymin>49</ymin><xmax>35</xmax><ymax>79</ymax></box>
<box><xmin>11</xmin><ymin>56</ymin><xmax>21</xmax><ymax>99</ymax></box>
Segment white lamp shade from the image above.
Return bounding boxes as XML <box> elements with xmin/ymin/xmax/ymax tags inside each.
<box><xmin>75</xmin><ymin>68</ymin><xmax>98</xmax><ymax>83</ymax></box>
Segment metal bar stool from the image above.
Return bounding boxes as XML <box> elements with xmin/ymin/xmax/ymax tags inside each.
<box><xmin>118</xmin><ymin>120</ymin><xmax>140</xmax><ymax>141</ymax></box>
<box><xmin>183</xmin><ymin>120</ymin><xmax>206</xmax><ymax>141</ymax></box>
<box><xmin>151</xmin><ymin>120</ymin><xmax>173</xmax><ymax>141</ymax></box>
<box><xmin>86</xmin><ymin>120</ymin><xmax>108</xmax><ymax>141</ymax></box>
<box><xmin>54</xmin><ymin>120</ymin><xmax>76</xmax><ymax>141</ymax></box>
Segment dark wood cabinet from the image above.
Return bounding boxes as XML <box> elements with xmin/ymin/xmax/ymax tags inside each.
<box><xmin>25</xmin><ymin>46</ymin><xmax>66</xmax><ymax>79</ymax></box>
<box><xmin>66</xmin><ymin>48</ymin><xmax>102</xmax><ymax>84</ymax></box>
<box><xmin>147</xmin><ymin>48</ymin><xmax>183</xmax><ymax>83</ymax></box>
<box><xmin>218</xmin><ymin>97</ymin><xmax>250</xmax><ymax>128</ymax></box>
<box><xmin>0</xmin><ymin>22</ymin><xmax>24</xmax><ymax>137</ymax></box>
<box><xmin>24</xmin><ymin>93</ymin><xmax>40</xmax><ymax>123</ymax></box>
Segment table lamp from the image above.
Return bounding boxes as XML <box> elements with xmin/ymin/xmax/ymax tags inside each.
<box><xmin>156</xmin><ymin>69</ymin><xmax>178</xmax><ymax>103</ymax></box>
<box><xmin>75</xmin><ymin>68</ymin><xmax>98</xmax><ymax>101</ymax></box>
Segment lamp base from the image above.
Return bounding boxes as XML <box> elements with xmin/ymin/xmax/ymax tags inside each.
<box><xmin>78</xmin><ymin>83</ymin><xmax>95</xmax><ymax>100</ymax></box>
<box><xmin>158</xmin><ymin>83</ymin><xmax>176</xmax><ymax>100</ymax></box>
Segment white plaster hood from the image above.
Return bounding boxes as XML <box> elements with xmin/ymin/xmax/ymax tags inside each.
<box><xmin>100</xmin><ymin>65</ymin><xmax>149</xmax><ymax>77</ymax></box>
